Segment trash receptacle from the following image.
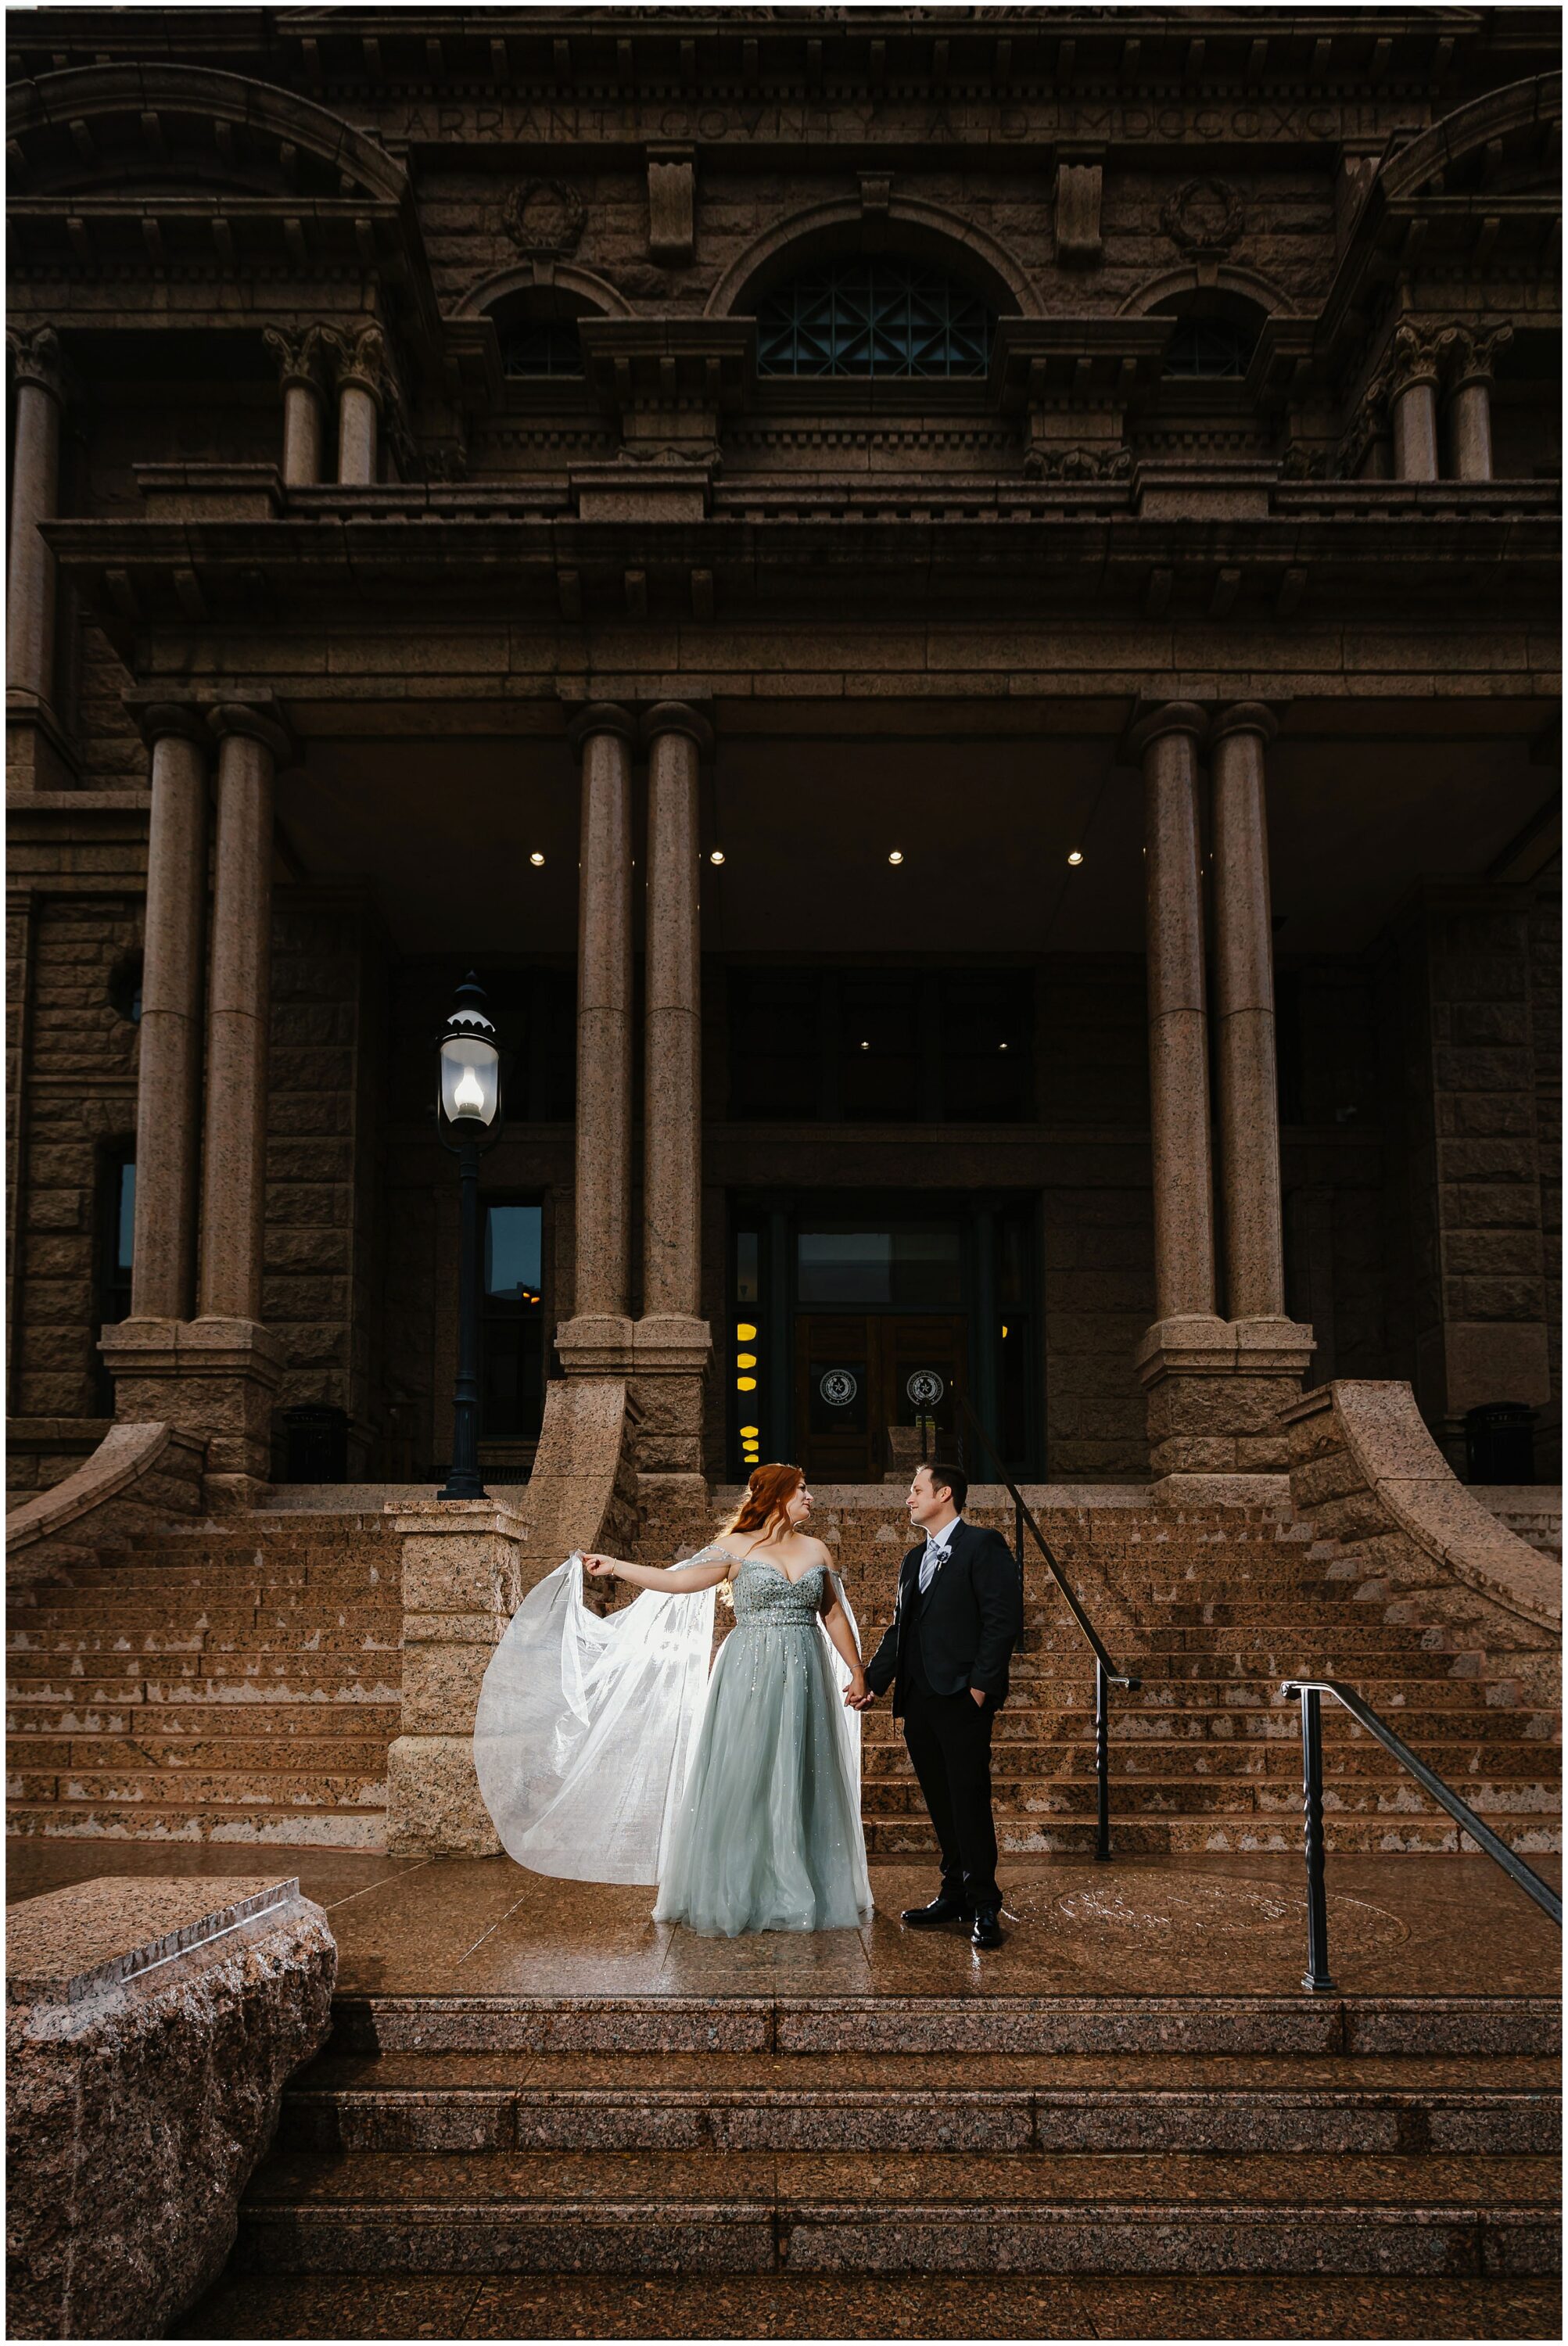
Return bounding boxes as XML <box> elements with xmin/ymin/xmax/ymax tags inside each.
<box><xmin>1464</xmin><ymin>1402</ymin><xmax>1536</xmax><ymax>1485</ymax></box>
<box><xmin>282</xmin><ymin>1403</ymin><xmax>349</xmax><ymax>1484</ymax></box>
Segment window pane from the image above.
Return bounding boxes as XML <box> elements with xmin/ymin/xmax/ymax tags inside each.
<box><xmin>839</xmin><ymin>974</ymin><xmax>919</xmax><ymax>1120</ymax></box>
<box><xmin>485</xmin><ymin>1205</ymin><xmax>541</xmax><ymax>1299</ymax></box>
<box><xmin>758</xmin><ymin>260</ymin><xmax>994</xmax><ymax>378</ymax></box>
<box><xmin>729</xmin><ymin>970</ymin><xmax>821</xmax><ymax>1117</ymax></box>
<box><xmin>940</xmin><ymin>973</ymin><xmax>1032</xmax><ymax>1118</ymax></box>
<box><xmin>736</xmin><ymin>1230</ymin><xmax>759</xmax><ymax>1305</ymax></box>
<box><xmin>117</xmin><ymin>1161</ymin><xmax>136</xmax><ymax>1273</ymax></box>
<box><xmin>797</xmin><ymin>1226</ymin><xmax>961</xmax><ymax>1307</ymax></box>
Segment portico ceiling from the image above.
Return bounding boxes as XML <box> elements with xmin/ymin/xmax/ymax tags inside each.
<box><xmin>278</xmin><ymin>697</ymin><xmax>1556</xmax><ymax>961</ymax></box>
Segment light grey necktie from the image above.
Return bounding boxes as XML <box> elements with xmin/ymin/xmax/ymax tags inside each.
<box><xmin>918</xmin><ymin>1537</ymin><xmax>949</xmax><ymax>1595</ymax></box>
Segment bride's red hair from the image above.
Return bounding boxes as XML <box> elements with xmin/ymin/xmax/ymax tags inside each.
<box><xmin>723</xmin><ymin>1462</ymin><xmax>803</xmax><ymax>1541</ymax></box>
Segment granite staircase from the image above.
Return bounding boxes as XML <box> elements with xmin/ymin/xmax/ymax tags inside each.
<box><xmin>5</xmin><ymin>1510</ymin><xmax>403</xmax><ymax>1846</ymax></box>
<box><xmin>646</xmin><ymin>1490</ymin><xmax>1563</xmax><ymax>1861</ymax></box>
<box><xmin>206</xmin><ymin>1986</ymin><xmax>1559</xmax><ymax>2316</ymax></box>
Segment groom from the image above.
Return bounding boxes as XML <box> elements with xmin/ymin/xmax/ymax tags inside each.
<box><xmin>855</xmin><ymin>1461</ymin><xmax>1023</xmax><ymax>1948</ymax></box>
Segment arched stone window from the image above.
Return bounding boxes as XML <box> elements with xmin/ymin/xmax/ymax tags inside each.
<box><xmin>1153</xmin><ymin>292</ymin><xmax>1268</xmax><ymax>380</ymax></box>
<box><xmin>756</xmin><ymin>259</ymin><xmax>994</xmax><ymax>378</ymax></box>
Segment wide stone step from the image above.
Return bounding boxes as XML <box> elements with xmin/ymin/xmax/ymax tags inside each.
<box><xmin>5</xmin><ymin>1669</ymin><xmax>403</xmax><ymax>1704</ymax></box>
<box><xmin>4</xmin><ymin>1799</ymin><xmax>387</xmax><ymax>1846</ymax></box>
<box><xmin>857</xmin><ymin>1739</ymin><xmax>1558</xmax><ymax>1781</ymax></box>
<box><xmin>857</xmin><ymin>1776</ymin><xmax>1561</xmax><ymax>1820</ymax></box>
<box><xmin>329</xmin><ymin>1989</ymin><xmax>1560</xmax><ymax>2060</ymax></box>
<box><xmin>7</xmin><ymin>1735</ymin><xmax>394</xmax><ymax>1773</ymax></box>
<box><xmin>231</xmin><ymin>2144</ymin><xmax>1558</xmax><ymax>2276</ymax></box>
<box><xmin>5</xmin><ymin>1699</ymin><xmax>404</xmax><ymax>1736</ymax></box>
<box><xmin>8</xmin><ymin>1767</ymin><xmax>388</xmax><ymax>1806</ymax></box>
<box><xmin>8</xmin><ymin>1627</ymin><xmax>402</xmax><ymax>1655</ymax></box>
<box><xmin>278</xmin><ymin>2047</ymin><xmax>1561</xmax><ymax>2158</ymax></box>
<box><xmin>863</xmin><ymin>1816</ymin><xmax>1563</xmax><ymax>1856</ymax></box>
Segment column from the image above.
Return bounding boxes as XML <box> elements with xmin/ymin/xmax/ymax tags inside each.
<box><xmin>557</xmin><ymin>705</ymin><xmax>637</xmax><ymax>1371</ymax></box>
<box><xmin>197</xmin><ymin>707</ymin><xmax>286</xmax><ymax>1322</ymax></box>
<box><xmin>1386</xmin><ymin>322</ymin><xmax>1442</xmax><ymax>482</ymax></box>
<box><xmin>129</xmin><ymin>706</ymin><xmax>210</xmax><ymax>1322</ymax></box>
<box><xmin>1132</xmin><ymin>703</ymin><xmax>1217</xmax><ymax>1327</ymax></box>
<box><xmin>1442</xmin><ymin>322</ymin><xmax>1512</xmax><ymax>483</ymax></box>
<box><xmin>328</xmin><ymin>324</ymin><xmax>389</xmax><ymax>487</ymax></box>
<box><xmin>263</xmin><ymin>325</ymin><xmax>327</xmax><ymax>487</ymax></box>
<box><xmin>1210</xmin><ymin>703</ymin><xmax>1286</xmax><ymax>1321</ymax></box>
<box><xmin>635</xmin><ymin>701</ymin><xmax>714</xmax><ymax>1480</ymax></box>
<box><xmin>6</xmin><ymin>325</ymin><xmax>64</xmax><ymax>708</ymax></box>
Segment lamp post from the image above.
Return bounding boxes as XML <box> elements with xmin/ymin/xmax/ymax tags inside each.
<box><xmin>436</xmin><ymin>973</ymin><xmax>502</xmax><ymax>1502</ymax></box>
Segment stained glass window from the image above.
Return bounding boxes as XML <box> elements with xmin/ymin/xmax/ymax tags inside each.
<box><xmin>756</xmin><ymin>260</ymin><xmax>994</xmax><ymax>378</ymax></box>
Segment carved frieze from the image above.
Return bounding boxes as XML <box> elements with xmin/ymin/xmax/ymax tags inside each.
<box><xmin>1161</xmin><ymin>176</ymin><xmax>1243</xmax><ymax>256</ymax></box>
<box><xmin>502</xmin><ymin>178</ymin><xmax>585</xmax><ymax>257</ymax></box>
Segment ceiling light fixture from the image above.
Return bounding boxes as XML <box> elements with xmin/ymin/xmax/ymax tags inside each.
<box><xmin>529</xmin><ymin>852</ymin><xmax>546</xmax><ymax>866</ymax></box>
<box><xmin>1067</xmin><ymin>850</ymin><xmax>1083</xmax><ymax>866</ymax></box>
<box><xmin>709</xmin><ymin>849</ymin><xmax>726</xmax><ymax>865</ymax></box>
<box><xmin>887</xmin><ymin>850</ymin><xmax>904</xmax><ymax>866</ymax></box>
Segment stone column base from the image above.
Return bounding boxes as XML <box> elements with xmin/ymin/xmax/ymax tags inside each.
<box><xmin>554</xmin><ymin>1313</ymin><xmax>636</xmax><ymax>1377</ymax></box>
<box><xmin>1136</xmin><ymin>1313</ymin><xmax>1315</xmax><ymax>1502</ymax></box>
<box><xmin>386</xmin><ymin>1498</ymin><xmax>529</xmax><ymax>1857</ymax></box>
<box><xmin>630</xmin><ymin>1313</ymin><xmax>712</xmax><ymax>1476</ymax></box>
<box><xmin>99</xmin><ymin>1315</ymin><xmax>284</xmax><ymax>1505</ymax></box>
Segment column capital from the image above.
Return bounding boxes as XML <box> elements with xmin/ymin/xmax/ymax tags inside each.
<box><xmin>261</xmin><ymin>321</ymin><xmax>332</xmax><ymax>396</ymax></box>
<box><xmin>1124</xmin><ymin>699</ymin><xmax>1208</xmax><ymax>763</ymax></box>
<box><xmin>565</xmin><ymin>700</ymin><xmax>638</xmax><ymax>753</ymax></box>
<box><xmin>1211</xmin><ymin>700</ymin><xmax>1283</xmax><ymax>749</ymax></box>
<box><xmin>1383</xmin><ymin>318</ymin><xmax>1445</xmax><ymax>398</ymax></box>
<box><xmin>7</xmin><ymin>323</ymin><xmax>66</xmax><ymax>404</ymax></box>
<box><xmin>122</xmin><ymin>692</ymin><xmax>210</xmax><ymax>752</ymax></box>
<box><xmin>639</xmin><ymin>699</ymin><xmax>714</xmax><ymax>755</ymax></box>
<box><xmin>207</xmin><ymin>698</ymin><xmax>296</xmax><ymax>767</ymax></box>
<box><xmin>321</xmin><ymin>320</ymin><xmax>393</xmax><ymax>407</ymax></box>
<box><xmin>1438</xmin><ymin>319</ymin><xmax>1513</xmax><ymax>393</ymax></box>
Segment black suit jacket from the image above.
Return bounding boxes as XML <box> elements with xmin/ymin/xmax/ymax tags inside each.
<box><xmin>864</xmin><ymin>1518</ymin><xmax>1024</xmax><ymax>1715</ymax></box>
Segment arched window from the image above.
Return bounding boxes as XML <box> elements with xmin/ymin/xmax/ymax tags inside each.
<box><xmin>757</xmin><ymin>259</ymin><xmax>994</xmax><ymax>379</ymax></box>
<box><xmin>486</xmin><ymin>289</ymin><xmax>590</xmax><ymax>378</ymax></box>
<box><xmin>1154</xmin><ymin>292</ymin><xmax>1267</xmax><ymax>382</ymax></box>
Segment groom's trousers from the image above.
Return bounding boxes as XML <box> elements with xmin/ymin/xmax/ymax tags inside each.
<box><xmin>901</xmin><ymin>1645</ymin><xmax>1001</xmax><ymax>1914</ymax></box>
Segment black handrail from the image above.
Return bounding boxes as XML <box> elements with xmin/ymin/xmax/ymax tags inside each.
<box><xmin>947</xmin><ymin>1391</ymin><xmax>1140</xmax><ymax>1861</ymax></box>
<box><xmin>1281</xmin><ymin>1677</ymin><xmax>1563</xmax><ymax>1993</ymax></box>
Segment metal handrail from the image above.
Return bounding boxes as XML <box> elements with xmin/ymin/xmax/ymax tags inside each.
<box><xmin>947</xmin><ymin>1390</ymin><xmax>1140</xmax><ymax>1861</ymax></box>
<box><xmin>1281</xmin><ymin>1676</ymin><xmax>1563</xmax><ymax>1993</ymax></box>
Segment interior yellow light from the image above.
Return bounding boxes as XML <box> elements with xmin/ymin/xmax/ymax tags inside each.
<box><xmin>739</xmin><ymin>1425</ymin><xmax>759</xmax><ymax>1439</ymax></box>
<box><xmin>737</xmin><ymin>1322</ymin><xmax>757</xmax><ymax>1340</ymax></box>
<box><xmin>1001</xmin><ymin>1323</ymin><xmax>1009</xmax><ymax>1338</ymax></box>
<box><xmin>736</xmin><ymin>1351</ymin><xmax>757</xmax><ymax>1369</ymax></box>
<box><xmin>737</xmin><ymin>1376</ymin><xmax>757</xmax><ymax>1390</ymax></box>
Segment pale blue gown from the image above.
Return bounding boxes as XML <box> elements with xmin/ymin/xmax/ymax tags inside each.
<box><xmin>651</xmin><ymin>1551</ymin><xmax>874</xmax><ymax>1938</ymax></box>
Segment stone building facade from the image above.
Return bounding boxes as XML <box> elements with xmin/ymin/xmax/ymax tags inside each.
<box><xmin>5</xmin><ymin>5</ymin><xmax>1561</xmax><ymax>1519</ymax></box>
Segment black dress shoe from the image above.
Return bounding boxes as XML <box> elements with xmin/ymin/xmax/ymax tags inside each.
<box><xmin>900</xmin><ymin>1892</ymin><xmax>969</xmax><ymax>1928</ymax></box>
<box><xmin>970</xmin><ymin>1907</ymin><xmax>1003</xmax><ymax>1949</ymax></box>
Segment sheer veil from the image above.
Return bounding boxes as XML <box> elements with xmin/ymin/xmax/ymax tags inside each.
<box><xmin>473</xmin><ymin>1547</ymin><xmax>864</xmax><ymax>1889</ymax></box>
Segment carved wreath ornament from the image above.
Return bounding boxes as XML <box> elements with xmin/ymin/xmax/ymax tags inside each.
<box><xmin>1161</xmin><ymin>177</ymin><xmax>1243</xmax><ymax>256</ymax></box>
<box><xmin>503</xmin><ymin>179</ymin><xmax>585</xmax><ymax>257</ymax></box>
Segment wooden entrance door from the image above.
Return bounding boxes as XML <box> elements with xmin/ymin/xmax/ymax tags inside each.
<box><xmin>795</xmin><ymin>1315</ymin><xmax>966</xmax><ymax>1481</ymax></box>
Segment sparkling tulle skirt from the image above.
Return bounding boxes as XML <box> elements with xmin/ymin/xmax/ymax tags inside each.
<box><xmin>652</xmin><ymin>1620</ymin><xmax>874</xmax><ymax>1938</ymax></box>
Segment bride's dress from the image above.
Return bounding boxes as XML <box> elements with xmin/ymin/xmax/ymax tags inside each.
<box><xmin>472</xmin><ymin>1544</ymin><xmax>873</xmax><ymax>1938</ymax></box>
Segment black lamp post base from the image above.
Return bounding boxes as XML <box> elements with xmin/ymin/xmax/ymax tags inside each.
<box><xmin>436</xmin><ymin>1476</ymin><xmax>489</xmax><ymax>1503</ymax></box>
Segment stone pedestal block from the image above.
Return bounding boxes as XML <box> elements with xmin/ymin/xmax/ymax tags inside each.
<box><xmin>6</xmin><ymin>693</ymin><xmax>77</xmax><ymax>792</ymax></box>
<box><xmin>385</xmin><ymin>1499</ymin><xmax>529</xmax><ymax>1856</ymax></box>
<box><xmin>6</xmin><ymin>1874</ymin><xmax>334</xmax><ymax>2339</ymax></box>
<box><xmin>555</xmin><ymin>1311</ymin><xmax>637</xmax><ymax>1377</ymax></box>
<box><xmin>99</xmin><ymin>1315</ymin><xmax>284</xmax><ymax>1502</ymax></box>
<box><xmin>630</xmin><ymin>1311</ymin><xmax>712</xmax><ymax>1475</ymax></box>
<box><xmin>1137</xmin><ymin>1313</ymin><xmax>1315</xmax><ymax>1501</ymax></box>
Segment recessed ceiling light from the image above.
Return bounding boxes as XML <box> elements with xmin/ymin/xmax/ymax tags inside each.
<box><xmin>709</xmin><ymin>849</ymin><xmax>726</xmax><ymax>865</ymax></box>
<box><xmin>1067</xmin><ymin>850</ymin><xmax>1083</xmax><ymax>866</ymax></box>
<box><xmin>999</xmin><ymin>1042</ymin><xmax>1009</xmax><ymax>1052</ymax></box>
<box><xmin>888</xmin><ymin>850</ymin><xmax>904</xmax><ymax>866</ymax></box>
<box><xmin>529</xmin><ymin>852</ymin><xmax>546</xmax><ymax>866</ymax></box>
<box><xmin>859</xmin><ymin>1040</ymin><xmax>870</xmax><ymax>1050</ymax></box>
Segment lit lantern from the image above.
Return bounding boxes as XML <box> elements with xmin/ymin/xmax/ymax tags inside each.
<box><xmin>438</xmin><ymin>974</ymin><xmax>501</xmax><ymax>1130</ymax></box>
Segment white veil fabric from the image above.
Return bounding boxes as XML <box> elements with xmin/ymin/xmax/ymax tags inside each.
<box><xmin>472</xmin><ymin>1548</ymin><xmax>866</xmax><ymax>1889</ymax></box>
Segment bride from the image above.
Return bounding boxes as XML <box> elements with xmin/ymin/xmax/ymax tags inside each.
<box><xmin>472</xmin><ymin>1463</ymin><xmax>874</xmax><ymax>1938</ymax></box>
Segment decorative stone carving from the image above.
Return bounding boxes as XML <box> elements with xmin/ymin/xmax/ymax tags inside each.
<box><xmin>1383</xmin><ymin>318</ymin><xmax>1446</xmax><ymax>397</ymax></box>
<box><xmin>6</xmin><ymin>1875</ymin><xmax>335</xmax><ymax>2339</ymax></box>
<box><xmin>1438</xmin><ymin>318</ymin><xmax>1514</xmax><ymax>389</ymax></box>
<box><xmin>648</xmin><ymin>145</ymin><xmax>695</xmax><ymax>265</ymax></box>
<box><xmin>260</xmin><ymin>321</ymin><xmax>330</xmax><ymax>395</ymax></box>
<box><xmin>1055</xmin><ymin>158</ymin><xmax>1104</xmax><ymax>267</ymax></box>
<box><xmin>503</xmin><ymin>177</ymin><xmax>586</xmax><ymax>256</ymax></box>
<box><xmin>1024</xmin><ymin>443</ymin><xmax>1132</xmax><ymax>482</ymax></box>
<box><xmin>1161</xmin><ymin>176</ymin><xmax>1243</xmax><ymax>256</ymax></box>
<box><xmin>6</xmin><ymin>322</ymin><xmax>65</xmax><ymax>402</ymax></box>
<box><xmin>320</xmin><ymin>321</ymin><xmax>414</xmax><ymax>477</ymax></box>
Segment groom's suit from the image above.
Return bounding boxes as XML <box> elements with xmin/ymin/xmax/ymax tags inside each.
<box><xmin>864</xmin><ymin>1517</ymin><xmax>1023</xmax><ymax>1915</ymax></box>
